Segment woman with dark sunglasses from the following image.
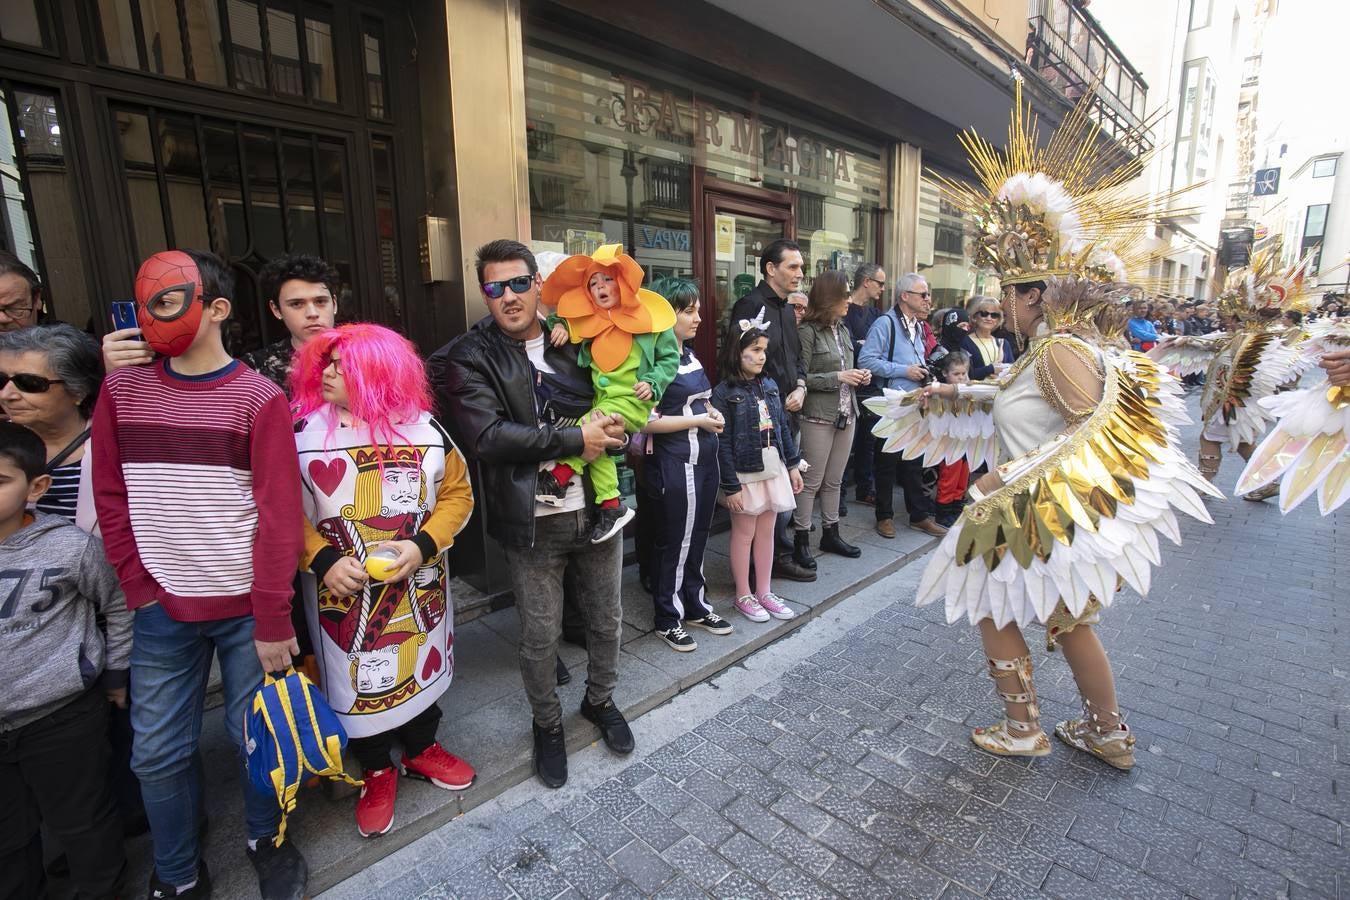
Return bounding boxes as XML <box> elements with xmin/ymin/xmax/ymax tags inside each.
<box><xmin>0</xmin><ymin>323</ymin><xmax>102</xmax><ymax>527</ymax></box>
<box><xmin>959</xmin><ymin>296</ymin><xmax>1014</xmax><ymax>380</ymax></box>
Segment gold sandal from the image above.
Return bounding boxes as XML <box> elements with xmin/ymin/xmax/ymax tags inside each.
<box><xmin>971</xmin><ymin>656</ymin><xmax>1051</xmax><ymax>758</ymax></box>
<box><xmin>1055</xmin><ymin>699</ymin><xmax>1136</xmax><ymax>770</ymax></box>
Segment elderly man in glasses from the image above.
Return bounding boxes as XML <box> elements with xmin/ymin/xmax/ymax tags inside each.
<box><xmin>429</xmin><ymin>239</ymin><xmax>634</xmax><ymax>792</ymax></box>
<box><xmin>858</xmin><ymin>273</ymin><xmax>947</xmax><ymax>539</ymax></box>
<box><xmin>0</xmin><ymin>252</ymin><xmax>47</xmax><ymax>334</ymax></box>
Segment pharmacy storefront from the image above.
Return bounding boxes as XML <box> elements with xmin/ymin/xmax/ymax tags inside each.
<box><xmin>524</xmin><ymin>34</ymin><xmax>888</xmax><ymax>363</ymax></box>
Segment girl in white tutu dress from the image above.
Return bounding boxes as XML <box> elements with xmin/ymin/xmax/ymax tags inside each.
<box><xmin>710</xmin><ymin>312</ymin><xmax>804</xmax><ymax>623</ymax></box>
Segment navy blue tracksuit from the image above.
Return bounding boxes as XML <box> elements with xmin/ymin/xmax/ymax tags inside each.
<box><xmin>643</xmin><ymin>347</ymin><xmax>719</xmax><ymax>630</ymax></box>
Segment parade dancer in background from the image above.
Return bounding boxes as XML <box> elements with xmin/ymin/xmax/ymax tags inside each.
<box><xmin>1149</xmin><ymin>246</ymin><xmax>1317</xmax><ymax>501</ymax></box>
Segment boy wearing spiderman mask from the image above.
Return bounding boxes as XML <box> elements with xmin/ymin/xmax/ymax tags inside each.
<box><xmin>91</xmin><ymin>249</ymin><xmax>309</xmax><ymax>900</ymax></box>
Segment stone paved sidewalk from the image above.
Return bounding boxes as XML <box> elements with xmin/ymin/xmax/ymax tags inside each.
<box><xmin>324</xmin><ymin>402</ymin><xmax>1347</xmax><ymax>900</ymax></box>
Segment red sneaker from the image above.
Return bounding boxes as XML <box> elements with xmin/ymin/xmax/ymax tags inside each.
<box><xmin>400</xmin><ymin>743</ymin><xmax>476</xmax><ymax>790</ymax></box>
<box><xmin>355</xmin><ymin>767</ymin><xmax>397</xmax><ymax>838</ymax></box>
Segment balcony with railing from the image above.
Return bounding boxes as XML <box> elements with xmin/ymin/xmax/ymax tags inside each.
<box><xmin>1025</xmin><ymin>0</ymin><xmax>1151</xmax><ymax>156</ymax></box>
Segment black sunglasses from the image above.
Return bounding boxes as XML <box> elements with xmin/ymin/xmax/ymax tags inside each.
<box><xmin>0</xmin><ymin>372</ymin><xmax>66</xmax><ymax>393</ymax></box>
<box><xmin>975</xmin><ymin>310</ymin><xmax>1003</xmax><ymax>319</ymax></box>
<box><xmin>904</xmin><ymin>290</ymin><xmax>931</xmax><ymax>299</ymax></box>
<box><xmin>480</xmin><ymin>274</ymin><xmax>535</xmax><ymax>300</ymax></box>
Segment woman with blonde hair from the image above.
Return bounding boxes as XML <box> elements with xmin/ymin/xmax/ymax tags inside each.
<box><xmin>960</xmin><ymin>295</ymin><xmax>1014</xmax><ymax>380</ymax></box>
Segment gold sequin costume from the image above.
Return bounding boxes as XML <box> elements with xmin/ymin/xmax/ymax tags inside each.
<box><xmin>865</xmin><ymin>80</ymin><xmax>1220</xmax><ymax>769</ymax></box>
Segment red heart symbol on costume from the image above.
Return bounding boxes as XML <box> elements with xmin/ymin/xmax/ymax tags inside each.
<box><xmin>308</xmin><ymin>458</ymin><xmax>347</xmax><ymax>496</ymax></box>
<box><xmin>420</xmin><ymin>647</ymin><xmax>442</xmax><ymax>681</ymax></box>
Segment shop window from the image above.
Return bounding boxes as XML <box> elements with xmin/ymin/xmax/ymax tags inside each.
<box><xmin>112</xmin><ymin>102</ymin><xmax>359</xmax><ymax>350</ymax></box>
<box><xmin>522</xmin><ymin>42</ymin><xmax>883</xmax><ymax>289</ymax></box>
<box><xmin>797</xmin><ymin>195</ymin><xmax>878</xmax><ymax>285</ymax></box>
<box><xmin>0</xmin><ymin>1</ymin><xmax>49</xmax><ymax>49</ymax></box>
<box><xmin>0</xmin><ymin>83</ymin><xmax>94</xmax><ymax>329</ymax></box>
<box><xmin>918</xmin><ymin>175</ymin><xmax>996</xmax><ymax>308</ymax></box>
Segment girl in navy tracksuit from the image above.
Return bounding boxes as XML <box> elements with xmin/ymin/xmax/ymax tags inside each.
<box><xmin>639</xmin><ymin>279</ymin><xmax>735</xmax><ymax>652</ymax></box>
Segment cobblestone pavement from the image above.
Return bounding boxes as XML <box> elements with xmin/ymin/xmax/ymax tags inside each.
<box><xmin>326</xmin><ymin>404</ymin><xmax>1347</xmax><ymax>900</ymax></box>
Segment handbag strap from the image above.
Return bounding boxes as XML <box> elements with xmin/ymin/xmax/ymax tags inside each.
<box><xmin>46</xmin><ymin>426</ymin><xmax>91</xmax><ymax>473</ymax></box>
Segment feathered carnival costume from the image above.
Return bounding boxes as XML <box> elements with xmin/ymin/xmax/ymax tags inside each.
<box><xmin>1232</xmin><ymin>307</ymin><xmax>1350</xmax><ymax>516</ymax></box>
<box><xmin>863</xmin><ymin>80</ymin><xmax>1220</xmax><ymax>768</ymax></box>
<box><xmin>1147</xmin><ymin>246</ymin><xmax>1327</xmax><ymax>498</ymax></box>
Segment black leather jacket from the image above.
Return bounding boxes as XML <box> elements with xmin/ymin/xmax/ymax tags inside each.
<box><xmin>428</xmin><ymin>316</ymin><xmax>593</xmax><ymax>548</ymax></box>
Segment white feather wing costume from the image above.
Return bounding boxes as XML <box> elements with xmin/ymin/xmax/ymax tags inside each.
<box><xmin>1235</xmin><ymin>321</ymin><xmax>1350</xmax><ymax>514</ymax></box>
<box><xmin>874</xmin><ymin>345</ymin><xmax>1221</xmax><ymax>629</ymax></box>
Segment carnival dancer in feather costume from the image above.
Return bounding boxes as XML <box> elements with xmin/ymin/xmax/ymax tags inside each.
<box><xmin>1148</xmin><ymin>246</ymin><xmax>1317</xmax><ymax>501</ymax></box>
<box><xmin>865</xmin><ymin>80</ymin><xmax>1219</xmax><ymax>770</ymax></box>
<box><xmin>1232</xmin><ymin>317</ymin><xmax>1350</xmax><ymax>515</ymax></box>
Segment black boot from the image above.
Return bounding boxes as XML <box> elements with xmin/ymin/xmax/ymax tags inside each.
<box><xmin>792</xmin><ymin>529</ymin><xmax>817</xmax><ymax>570</ymax></box>
<box><xmin>819</xmin><ymin>523</ymin><xmax>861</xmax><ymax>558</ymax></box>
<box><xmin>935</xmin><ymin>500</ymin><xmax>965</xmax><ymax>529</ymax></box>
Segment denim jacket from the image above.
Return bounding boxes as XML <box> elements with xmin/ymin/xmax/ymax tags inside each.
<box><xmin>709</xmin><ymin>375</ymin><xmax>800</xmax><ymax>495</ymax></box>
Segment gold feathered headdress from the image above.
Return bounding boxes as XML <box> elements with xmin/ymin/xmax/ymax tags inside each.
<box><xmin>1212</xmin><ymin>240</ymin><xmax>1318</xmax><ymax>324</ymax></box>
<box><xmin>933</xmin><ymin>78</ymin><xmax>1189</xmax><ymax>287</ymax></box>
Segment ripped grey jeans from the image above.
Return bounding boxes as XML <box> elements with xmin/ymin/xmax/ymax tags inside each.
<box><xmin>501</xmin><ymin>509</ymin><xmax>623</xmax><ymax>728</ymax></box>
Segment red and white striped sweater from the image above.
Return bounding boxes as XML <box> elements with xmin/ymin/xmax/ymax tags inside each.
<box><xmin>91</xmin><ymin>359</ymin><xmax>304</xmax><ymax>642</ymax></box>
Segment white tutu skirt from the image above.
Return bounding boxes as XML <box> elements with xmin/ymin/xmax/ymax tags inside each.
<box><xmin>727</xmin><ymin>468</ymin><xmax>796</xmax><ymax>515</ymax></box>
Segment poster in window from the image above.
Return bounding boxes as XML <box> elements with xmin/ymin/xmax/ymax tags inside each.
<box><xmin>714</xmin><ymin>214</ymin><xmax>736</xmax><ymax>262</ymax></box>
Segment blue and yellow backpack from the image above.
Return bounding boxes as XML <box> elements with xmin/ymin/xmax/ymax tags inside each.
<box><xmin>244</xmin><ymin>668</ymin><xmax>363</xmax><ymax>844</ymax></box>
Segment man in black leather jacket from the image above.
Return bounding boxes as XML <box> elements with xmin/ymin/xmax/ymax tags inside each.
<box><xmin>428</xmin><ymin>239</ymin><xmax>633</xmax><ymax>790</ymax></box>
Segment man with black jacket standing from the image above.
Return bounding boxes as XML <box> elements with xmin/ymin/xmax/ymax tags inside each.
<box><xmin>429</xmin><ymin>239</ymin><xmax>633</xmax><ymax>791</ymax></box>
<box><xmin>727</xmin><ymin>239</ymin><xmax>815</xmax><ymax>582</ymax></box>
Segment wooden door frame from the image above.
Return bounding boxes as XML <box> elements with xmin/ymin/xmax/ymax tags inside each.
<box><xmin>691</xmin><ymin>171</ymin><xmax>795</xmax><ymax>366</ymax></box>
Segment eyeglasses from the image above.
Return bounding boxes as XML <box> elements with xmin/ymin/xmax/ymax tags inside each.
<box><xmin>903</xmin><ymin>290</ymin><xmax>931</xmax><ymax>299</ymax></box>
<box><xmin>975</xmin><ymin>310</ymin><xmax>1003</xmax><ymax>319</ymax></box>
<box><xmin>480</xmin><ymin>275</ymin><xmax>535</xmax><ymax>300</ymax></box>
<box><xmin>867</xmin><ymin>278</ymin><xmax>886</xmax><ymax>288</ymax></box>
<box><xmin>321</xmin><ymin>355</ymin><xmax>344</xmax><ymax>375</ymax></box>
<box><xmin>0</xmin><ymin>372</ymin><xmax>65</xmax><ymax>393</ymax></box>
<box><xmin>0</xmin><ymin>304</ymin><xmax>36</xmax><ymax>321</ymax></box>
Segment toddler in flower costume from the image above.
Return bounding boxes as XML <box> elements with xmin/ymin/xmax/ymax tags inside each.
<box><xmin>540</xmin><ymin>244</ymin><xmax>681</xmax><ymax>543</ymax></box>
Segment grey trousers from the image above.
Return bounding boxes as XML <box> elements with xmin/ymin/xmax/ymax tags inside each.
<box><xmin>793</xmin><ymin>418</ymin><xmax>856</xmax><ymax>530</ymax></box>
<box><xmin>502</xmin><ymin>509</ymin><xmax>623</xmax><ymax>728</ymax></box>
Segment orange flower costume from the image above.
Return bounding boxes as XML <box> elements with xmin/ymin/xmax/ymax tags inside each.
<box><xmin>542</xmin><ymin>244</ymin><xmax>681</xmax><ymax>503</ymax></box>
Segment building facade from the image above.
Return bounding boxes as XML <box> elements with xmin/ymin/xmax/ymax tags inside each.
<box><xmin>1094</xmin><ymin>0</ymin><xmax>1257</xmax><ymax>300</ymax></box>
<box><xmin>0</xmin><ymin>0</ymin><xmax>1146</xmax><ymax>596</ymax></box>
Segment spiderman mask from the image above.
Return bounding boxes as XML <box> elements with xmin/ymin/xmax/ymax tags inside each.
<box><xmin>134</xmin><ymin>250</ymin><xmax>210</xmax><ymax>357</ymax></box>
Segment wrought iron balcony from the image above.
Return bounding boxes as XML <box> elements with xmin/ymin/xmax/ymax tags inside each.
<box><xmin>1026</xmin><ymin>0</ymin><xmax>1151</xmax><ymax>156</ymax></box>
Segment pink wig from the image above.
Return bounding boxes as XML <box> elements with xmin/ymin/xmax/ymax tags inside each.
<box><xmin>290</xmin><ymin>323</ymin><xmax>432</xmax><ymax>451</ymax></box>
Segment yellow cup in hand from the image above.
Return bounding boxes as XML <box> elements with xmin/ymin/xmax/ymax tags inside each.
<box><xmin>364</xmin><ymin>547</ymin><xmax>401</xmax><ymax>582</ymax></box>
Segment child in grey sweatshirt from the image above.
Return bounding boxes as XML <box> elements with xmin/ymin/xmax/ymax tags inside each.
<box><xmin>0</xmin><ymin>421</ymin><xmax>130</xmax><ymax>899</ymax></box>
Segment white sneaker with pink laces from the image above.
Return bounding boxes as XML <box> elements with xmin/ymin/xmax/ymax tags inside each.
<box><xmin>757</xmin><ymin>593</ymin><xmax>796</xmax><ymax>620</ymax></box>
<box><xmin>733</xmin><ymin>594</ymin><xmax>769</xmax><ymax>622</ymax></box>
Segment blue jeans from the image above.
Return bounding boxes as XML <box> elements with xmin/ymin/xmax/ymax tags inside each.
<box><xmin>130</xmin><ymin>604</ymin><xmax>281</xmax><ymax>884</ymax></box>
